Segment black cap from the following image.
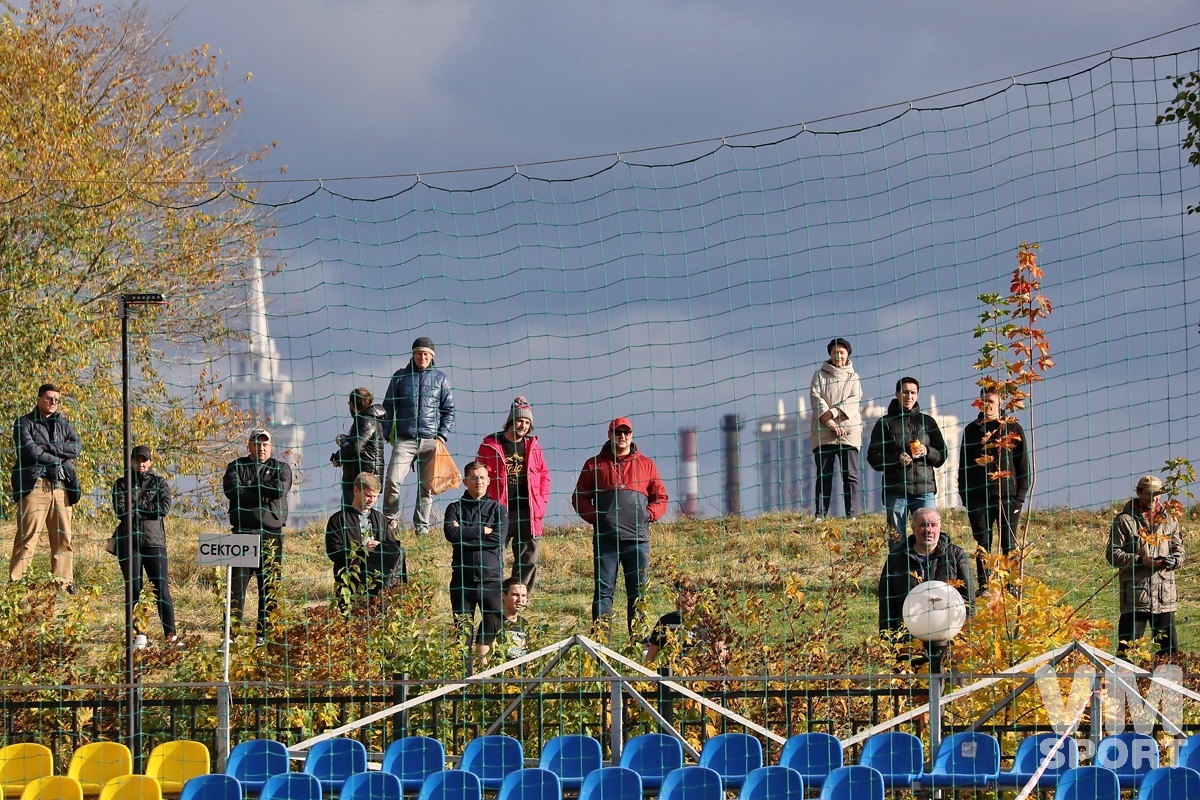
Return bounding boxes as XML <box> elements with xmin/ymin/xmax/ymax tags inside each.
<box><xmin>132</xmin><ymin>445</ymin><xmax>152</xmax><ymax>461</ymax></box>
<box><xmin>412</xmin><ymin>336</ymin><xmax>435</xmax><ymax>354</ymax></box>
<box><xmin>827</xmin><ymin>337</ymin><xmax>853</xmax><ymax>356</ymax></box>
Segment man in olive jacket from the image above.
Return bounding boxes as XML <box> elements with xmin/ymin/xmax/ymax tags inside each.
<box><xmin>1107</xmin><ymin>475</ymin><xmax>1185</xmax><ymax>655</ymax></box>
<box><xmin>867</xmin><ymin>377</ymin><xmax>947</xmax><ymax>539</ymax></box>
<box><xmin>222</xmin><ymin>428</ymin><xmax>293</xmax><ymax>643</ymax></box>
<box><xmin>878</xmin><ymin>508</ymin><xmax>974</xmax><ymax>636</ymax></box>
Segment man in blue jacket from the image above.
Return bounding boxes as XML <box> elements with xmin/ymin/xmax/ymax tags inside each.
<box><xmin>382</xmin><ymin>336</ymin><xmax>455</xmax><ymax>535</ymax></box>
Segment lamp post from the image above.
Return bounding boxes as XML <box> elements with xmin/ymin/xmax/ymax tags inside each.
<box><xmin>119</xmin><ymin>292</ymin><xmax>167</xmax><ymax>770</ymax></box>
<box><xmin>902</xmin><ymin>580</ymin><xmax>967</xmax><ymax>759</ymax></box>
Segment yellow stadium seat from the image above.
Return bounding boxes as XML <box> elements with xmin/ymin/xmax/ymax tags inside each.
<box><xmin>144</xmin><ymin>743</ymin><xmax>209</xmax><ymax>798</ymax></box>
<box><xmin>67</xmin><ymin>743</ymin><xmax>132</xmax><ymax>798</ymax></box>
<box><xmin>97</xmin><ymin>777</ymin><xmax>160</xmax><ymax>800</ymax></box>
<box><xmin>0</xmin><ymin>744</ymin><xmax>54</xmax><ymax>799</ymax></box>
<box><xmin>20</xmin><ymin>776</ymin><xmax>83</xmax><ymax>800</ymax></box>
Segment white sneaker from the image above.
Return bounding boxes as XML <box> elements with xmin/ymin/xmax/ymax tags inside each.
<box><xmin>133</xmin><ymin>634</ymin><xmax>148</xmax><ymax>650</ymax></box>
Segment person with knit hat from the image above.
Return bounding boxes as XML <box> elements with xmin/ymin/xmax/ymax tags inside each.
<box><xmin>572</xmin><ymin>417</ymin><xmax>669</xmax><ymax>635</ymax></box>
<box><xmin>477</xmin><ymin>397</ymin><xmax>551</xmax><ymax>592</ymax></box>
<box><xmin>809</xmin><ymin>337</ymin><xmax>863</xmax><ymax>520</ymax></box>
<box><xmin>381</xmin><ymin>336</ymin><xmax>455</xmax><ymax>535</ymax></box>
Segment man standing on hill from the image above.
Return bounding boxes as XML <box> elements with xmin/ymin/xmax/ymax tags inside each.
<box><xmin>1107</xmin><ymin>475</ymin><xmax>1185</xmax><ymax>656</ymax></box>
<box><xmin>572</xmin><ymin>417</ymin><xmax>668</xmax><ymax>636</ymax></box>
<box><xmin>958</xmin><ymin>388</ymin><xmax>1031</xmax><ymax>589</ymax></box>
<box><xmin>867</xmin><ymin>377</ymin><xmax>947</xmax><ymax>539</ymax></box>
<box><xmin>10</xmin><ymin>383</ymin><xmax>82</xmax><ymax>593</ymax></box>
<box><xmin>223</xmin><ymin>428</ymin><xmax>292</xmax><ymax>645</ymax></box>
<box><xmin>382</xmin><ymin>336</ymin><xmax>455</xmax><ymax>535</ymax></box>
<box><xmin>878</xmin><ymin>508</ymin><xmax>974</xmax><ymax>635</ymax></box>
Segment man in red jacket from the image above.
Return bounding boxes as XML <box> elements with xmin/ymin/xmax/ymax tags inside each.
<box><xmin>572</xmin><ymin>417</ymin><xmax>668</xmax><ymax>635</ymax></box>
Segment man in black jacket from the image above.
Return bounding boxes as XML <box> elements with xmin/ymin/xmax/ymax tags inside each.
<box><xmin>112</xmin><ymin>445</ymin><xmax>178</xmax><ymax>648</ymax></box>
<box><xmin>222</xmin><ymin>428</ymin><xmax>293</xmax><ymax>644</ymax></box>
<box><xmin>958</xmin><ymin>388</ymin><xmax>1031</xmax><ymax>589</ymax></box>
<box><xmin>867</xmin><ymin>377</ymin><xmax>947</xmax><ymax>540</ymax></box>
<box><xmin>878</xmin><ymin>508</ymin><xmax>974</xmax><ymax>635</ymax></box>
<box><xmin>10</xmin><ymin>383</ymin><xmax>82</xmax><ymax>592</ymax></box>
<box><xmin>444</xmin><ymin>461</ymin><xmax>506</xmax><ymax>652</ymax></box>
<box><xmin>331</xmin><ymin>387</ymin><xmax>386</xmax><ymax>508</ymax></box>
<box><xmin>325</xmin><ymin>472</ymin><xmax>405</xmax><ymax>606</ymax></box>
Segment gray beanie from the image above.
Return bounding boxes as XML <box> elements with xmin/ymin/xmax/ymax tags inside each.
<box><xmin>505</xmin><ymin>396</ymin><xmax>534</xmax><ymax>430</ymax></box>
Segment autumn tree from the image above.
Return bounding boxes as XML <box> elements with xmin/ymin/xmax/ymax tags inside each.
<box><xmin>0</xmin><ymin>0</ymin><xmax>271</xmax><ymax>513</ymax></box>
<box><xmin>1157</xmin><ymin>70</ymin><xmax>1200</xmax><ymax>215</ymax></box>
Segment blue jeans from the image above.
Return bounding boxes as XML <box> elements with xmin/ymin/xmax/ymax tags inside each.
<box><xmin>592</xmin><ymin>536</ymin><xmax>649</xmax><ymax>632</ymax></box>
<box><xmin>884</xmin><ymin>492</ymin><xmax>935</xmax><ymax>539</ymax></box>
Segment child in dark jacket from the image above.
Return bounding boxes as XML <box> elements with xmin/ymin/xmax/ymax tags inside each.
<box><xmin>444</xmin><ymin>461</ymin><xmax>507</xmax><ymax>651</ymax></box>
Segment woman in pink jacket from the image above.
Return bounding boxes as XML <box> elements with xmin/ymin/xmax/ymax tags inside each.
<box><xmin>476</xmin><ymin>397</ymin><xmax>551</xmax><ymax>592</ymax></box>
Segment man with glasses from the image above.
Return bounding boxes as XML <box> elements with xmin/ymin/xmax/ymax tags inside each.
<box><xmin>572</xmin><ymin>417</ymin><xmax>668</xmax><ymax>635</ymax></box>
<box><xmin>10</xmin><ymin>383</ymin><xmax>82</xmax><ymax>593</ymax></box>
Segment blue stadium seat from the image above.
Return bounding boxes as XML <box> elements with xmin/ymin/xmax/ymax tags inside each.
<box><xmin>777</xmin><ymin>733</ymin><xmax>843</xmax><ymax>790</ymax></box>
<box><xmin>922</xmin><ymin>731</ymin><xmax>1000</xmax><ymax>789</ymax></box>
<box><xmin>698</xmin><ymin>733</ymin><xmax>763</xmax><ymax>791</ymax></box>
<box><xmin>578</xmin><ymin>767</ymin><xmax>642</xmax><ymax>800</ymax></box>
<box><xmin>994</xmin><ymin>732</ymin><xmax>1079</xmax><ymax>790</ymax></box>
<box><xmin>617</xmin><ymin>734</ymin><xmax>683</xmax><ymax>792</ymax></box>
<box><xmin>1176</xmin><ymin>736</ymin><xmax>1200</xmax><ymax>770</ymax></box>
<box><xmin>382</xmin><ymin>738</ymin><xmax>445</xmax><ymax>794</ymax></box>
<box><xmin>339</xmin><ymin>772</ymin><xmax>402</xmax><ymax>800</ymax></box>
<box><xmin>415</xmin><ymin>771</ymin><xmax>481</xmax><ymax>800</ymax></box>
<box><xmin>458</xmin><ymin>737</ymin><xmax>523</xmax><ymax>793</ymax></box>
<box><xmin>303</xmin><ymin>739</ymin><xmax>367</xmax><ymax>795</ymax></box>
<box><xmin>496</xmin><ymin>769</ymin><xmax>560</xmax><ymax>800</ymax></box>
<box><xmin>537</xmin><ymin>735</ymin><xmax>601</xmax><ymax>792</ymax></box>
<box><xmin>659</xmin><ymin>767</ymin><xmax>722</xmax><ymax>800</ymax></box>
<box><xmin>736</xmin><ymin>767</ymin><xmax>804</xmax><ymax>800</ymax></box>
<box><xmin>857</xmin><ymin>732</ymin><xmax>925</xmax><ymax>790</ymax></box>
<box><xmin>179</xmin><ymin>775</ymin><xmax>241</xmax><ymax>800</ymax></box>
<box><xmin>1138</xmin><ymin>766</ymin><xmax>1200</xmax><ymax>800</ymax></box>
<box><xmin>1057</xmin><ymin>766</ymin><xmax>1121</xmax><ymax>800</ymax></box>
<box><xmin>818</xmin><ymin>766</ymin><xmax>884</xmax><ymax>800</ymax></box>
<box><xmin>1096</xmin><ymin>732</ymin><xmax>1161</xmax><ymax>790</ymax></box>
<box><xmin>225</xmin><ymin>741</ymin><xmax>289</xmax><ymax>795</ymax></box>
<box><xmin>259</xmin><ymin>774</ymin><xmax>321</xmax><ymax>800</ymax></box>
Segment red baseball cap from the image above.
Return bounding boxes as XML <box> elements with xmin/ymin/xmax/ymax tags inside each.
<box><xmin>608</xmin><ymin>417</ymin><xmax>634</xmax><ymax>434</ymax></box>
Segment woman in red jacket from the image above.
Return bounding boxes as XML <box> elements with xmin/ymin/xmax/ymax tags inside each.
<box><xmin>476</xmin><ymin>397</ymin><xmax>551</xmax><ymax>592</ymax></box>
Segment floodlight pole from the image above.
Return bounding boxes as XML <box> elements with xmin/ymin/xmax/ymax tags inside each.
<box><xmin>927</xmin><ymin>642</ymin><xmax>947</xmax><ymax>760</ymax></box>
<box><xmin>120</xmin><ymin>292</ymin><xmax>167</xmax><ymax>772</ymax></box>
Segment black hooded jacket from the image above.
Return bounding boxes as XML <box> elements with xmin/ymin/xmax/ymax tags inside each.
<box><xmin>958</xmin><ymin>412</ymin><xmax>1031</xmax><ymax>509</ymax></box>
<box><xmin>866</xmin><ymin>399</ymin><xmax>947</xmax><ymax>496</ymax></box>
<box><xmin>878</xmin><ymin>532</ymin><xmax>974</xmax><ymax>633</ymax></box>
<box><xmin>334</xmin><ymin>404</ymin><xmax>386</xmax><ymax>484</ymax></box>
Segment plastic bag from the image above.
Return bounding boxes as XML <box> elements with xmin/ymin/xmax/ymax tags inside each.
<box><xmin>421</xmin><ymin>438</ymin><xmax>462</xmax><ymax>496</ymax></box>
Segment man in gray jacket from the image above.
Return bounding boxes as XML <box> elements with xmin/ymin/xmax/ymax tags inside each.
<box><xmin>382</xmin><ymin>336</ymin><xmax>455</xmax><ymax>535</ymax></box>
<box><xmin>1106</xmin><ymin>475</ymin><xmax>1185</xmax><ymax>656</ymax></box>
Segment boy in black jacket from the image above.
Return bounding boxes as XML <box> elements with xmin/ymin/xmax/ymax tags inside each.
<box><xmin>325</xmin><ymin>472</ymin><xmax>406</xmax><ymax>606</ymax></box>
<box><xmin>112</xmin><ymin>445</ymin><xmax>177</xmax><ymax>649</ymax></box>
<box><xmin>444</xmin><ymin>462</ymin><xmax>507</xmax><ymax>651</ymax></box>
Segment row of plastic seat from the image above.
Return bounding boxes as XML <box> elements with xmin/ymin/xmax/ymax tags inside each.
<box><xmin>0</xmin><ymin>741</ymin><xmax>209</xmax><ymax>799</ymax></box>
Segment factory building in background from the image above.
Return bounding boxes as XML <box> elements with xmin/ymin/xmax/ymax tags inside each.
<box><xmin>756</xmin><ymin>394</ymin><xmax>961</xmax><ymax>515</ymax></box>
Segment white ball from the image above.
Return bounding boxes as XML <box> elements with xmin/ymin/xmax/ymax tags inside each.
<box><xmin>902</xmin><ymin>580</ymin><xmax>967</xmax><ymax>643</ymax></box>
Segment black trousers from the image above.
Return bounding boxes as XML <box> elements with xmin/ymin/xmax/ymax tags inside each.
<box><xmin>229</xmin><ymin>532</ymin><xmax>282</xmax><ymax>638</ymax></box>
<box><xmin>450</xmin><ymin>581</ymin><xmax>502</xmax><ymax>644</ymax></box>
<box><xmin>505</xmin><ymin>509</ymin><xmax>540</xmax><ymax>592</ymax></box>
<box><xmin>813</xmin><ymin>445</ymin><xmax>860</xmax><ymax>518</ymax></box>
<box><xmin>967</xmin><ymin>500</ymin><xmax>1020</xmax><ymax>587</ymax></box>
<box><xmin>116</xmin><ymin>538</ymin><xmax>176</xmax><ymax>637</ymax></box>
<box><xmin>1117</xmin><ymin>610</ymin><xmax>1178</xmax><ymax>655</ymax></box>
<box><xmin>592</xmin><ymin>535</ymin><xmax>649</xmax><ymax>632</ymax></box>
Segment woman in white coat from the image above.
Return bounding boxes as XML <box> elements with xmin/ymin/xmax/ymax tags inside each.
<box><xmin>809</xmin><ymin>337</ymin><xmax>863</xmax><ymax>519</ymax></box>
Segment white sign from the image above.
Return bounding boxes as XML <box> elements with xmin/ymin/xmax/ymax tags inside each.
<box><xmin>198</xmin><ymin>533</ymin><xmax>261</xmax><ymax>568</ymax></box>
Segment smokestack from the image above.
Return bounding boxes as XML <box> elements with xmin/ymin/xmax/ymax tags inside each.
<box><xmin>721</xmin><ymin>414</ymin><xmax>742</xmax><ymax>516</ymax></box>
<box><xmin>678</xmin><ymin>427</ymin><xmax>699</xmax><ymax>518</ymax></box>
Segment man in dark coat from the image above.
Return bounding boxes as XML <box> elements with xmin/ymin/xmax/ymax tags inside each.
<box><xmin>222</xmin><ymin>428</ymin><xmax>293</xmax><ymax>644</ymax></box>
<box><xmin>878</xmin><ymin>508</ymin><xmax>974</xmax><ymax>636</ymax></box>
<box><xmin>10</xmin><ymin>383</ymin><xmax>82</xmax><ymax>592</ymax></box>
<box><xmin>867</xmin><ymin>377</ymin><xmax>947</xmax><ymax>539</ymax></box>
<box><xmin>325</xmin><ymin>472</ymin><xmax>406</xmax><ymax>606</ymax></box>
<box><xmin>572</xmin><ymin>417</ymin><xmax>669</xmax><ymax>635</ymax></box>
<box><xmin>444</xmin><ymin>461</ymin><xmax>507</xmax><ymax>651</ymax></box>
<box><xmin>382</xmin><ymin>336</ymin><xmax>455</xmax><ymax>535</ymax></box>
<box><xmin>331</xmin><ymin>387</ymin><xmax>386</xmax><ymax>508</ymax></box>
<box><xmin>112</xmin><ymin>445</ymin><xmax>178</xmax><ymax>648</ymax></box>
<box><xmin>958</xmin><ymin>388</ymin><xmax>1031</xmax><ymax>588</ymax></box>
